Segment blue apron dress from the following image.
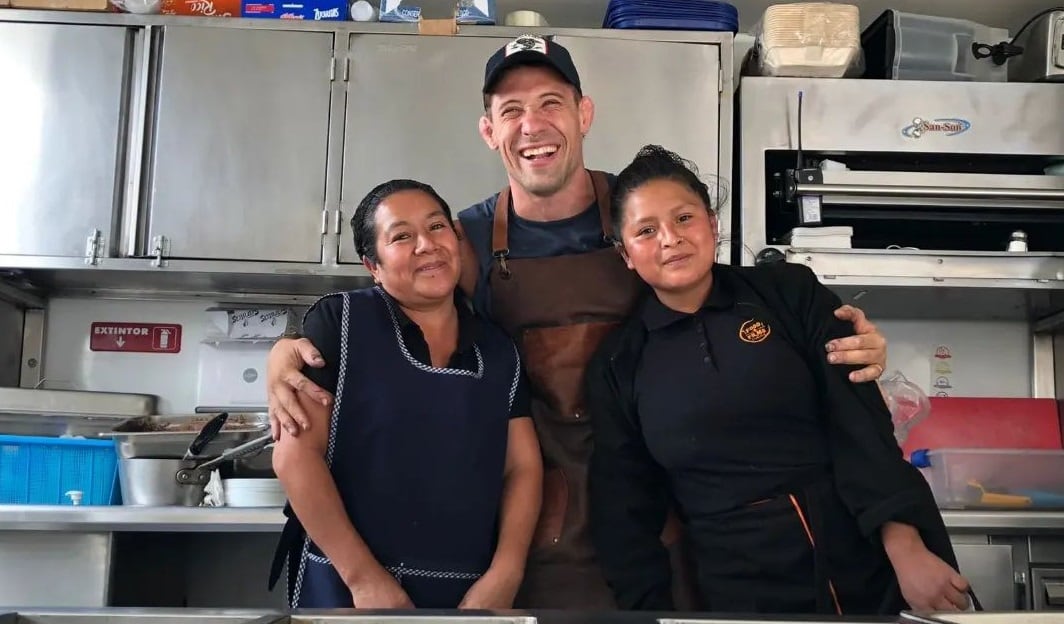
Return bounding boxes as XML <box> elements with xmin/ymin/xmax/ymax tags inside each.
<box><xmin>268</xmin><ymin>287</ymin><xmax>521</xmax><ymax>608</ymax></box>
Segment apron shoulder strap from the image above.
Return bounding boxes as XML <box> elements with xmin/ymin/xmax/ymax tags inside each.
<box><xmin>588</xmin><ymin>170</ymin><xmax>616</xmax><ymax>242</ymax></box>
<box><xmin>490</xmin><ymin>188</ymin><xmax>512</xmax><ymax>278</ymax></box>
<box><xmin>490</xmin><ymin>170</ymin><xmax>612</xmax><ymax>276</ymax></box>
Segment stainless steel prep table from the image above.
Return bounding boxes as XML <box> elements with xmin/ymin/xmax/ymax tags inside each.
<box><xmin>3</xmin><ymin>509</ymin><xmax>1064</xmax><ymax>611</ymax></box>
<box><xmin>4</xmin><ymin>507</ymin><xmax>1064</xmax><ymax>534</ymax></box>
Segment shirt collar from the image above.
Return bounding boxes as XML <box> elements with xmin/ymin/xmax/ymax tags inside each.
<box><xmin>382</xmin><ymin>289</ymin><xmax>478</xmax><ymax>353</ymax></box>
<box><xmin>641</xmin><ymin>265</ymin><xmax>736</xmax><ymax>331</ymax></box>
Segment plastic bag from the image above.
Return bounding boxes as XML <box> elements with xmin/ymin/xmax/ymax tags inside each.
<box><xmin>880</xmin><ymin>370</ymin><xmax>931</xmax><ymax>444</ymax></box>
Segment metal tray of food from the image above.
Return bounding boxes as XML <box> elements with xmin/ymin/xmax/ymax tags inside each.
<box><xmin>103</xmin><ymin>412</ymin><xmax>269</xmax><ymax>459</ymax></box>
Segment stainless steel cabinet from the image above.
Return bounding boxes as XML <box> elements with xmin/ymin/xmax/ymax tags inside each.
<box><xmin>0</xmin><ymin>23</ymin><xmax>132</xmax><ymax>258</ymax></box>
<box><xmin>337</xmin><ymin>34</ymin><xmax>507</xmax><ymax>264</ymax></box>
<box><xmin>953</xmin><ymin>542</ymin><xmax>1022</xmax><ymax>611</ymax></box>
<box><xmin>145</xmin><ymin>26</ymin><xmax>334</xmax><ymax>263</ymax></box>
<box><xmin>336</xmin><ymin>33</ymin><xmax>723</xmax><ymax>264</ymax></box>
<box><xmin>555</xmin><ymin>35</ymin><xmax>721</xmax><ymax>194</ymax></box>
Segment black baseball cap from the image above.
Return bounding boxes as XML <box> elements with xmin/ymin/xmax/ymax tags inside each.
<box><xmin>482</xmin><ymin>34</ymin><xmax>582</xmax><ymax>95</ymax></box>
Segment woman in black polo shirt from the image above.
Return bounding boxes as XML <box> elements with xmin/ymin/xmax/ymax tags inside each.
<box><xmin>585</xmin><ymin>146</ymin><xmax>970</xmax><ymax>615</ymax></box>
<box><xmin>270</xmin><ymin>179</ymin><xmax>542</xmax><ymax>609</ymax></box>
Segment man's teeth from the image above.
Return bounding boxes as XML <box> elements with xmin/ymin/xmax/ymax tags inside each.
<box><xmin>521</xmin><ymin>146</ymin><xmax>558</xmax><ymax>158</ymax></box>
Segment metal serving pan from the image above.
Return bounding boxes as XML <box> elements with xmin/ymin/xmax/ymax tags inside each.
<box><xmin>0</xmin><ymin>388</ymin><xmax>158</xmax><ymax>437</ymax></box>
<box><xmin>102</xmin><ymin>412</ymin><xmax>269</xmax><ymax>459</ymax></box>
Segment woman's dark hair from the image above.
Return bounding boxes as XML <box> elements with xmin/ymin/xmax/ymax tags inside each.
<box><xmin>609</xmin><ymin>144</ymin><xmax>730</xmax><ymax>239</ymax></box>
<box><xmin>351</xmin><ymin>179</ymin><xmax>454</xmax><ymax>264</ymax></box>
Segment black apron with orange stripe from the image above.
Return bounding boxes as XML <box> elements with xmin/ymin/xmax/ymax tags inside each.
<box><xmin>689</xmin><ymin>476</ymin><xmax>905</xmax><ymax>615</ymax></box>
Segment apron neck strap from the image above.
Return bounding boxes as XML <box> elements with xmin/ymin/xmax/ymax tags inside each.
<box><xmin>491</xmin><ymin>169</ymin><xmax>615</xmax><ymax>259</ymax></box>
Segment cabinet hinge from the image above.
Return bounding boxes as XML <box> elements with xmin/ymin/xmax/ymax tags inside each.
<box><xmin>150</xmin><ymin>235</ymin><xmax>170</xmax><ymax>268</ymax></box>
<box><xmin>84</xmin><ymin>229</ymin><xmax>104</xmax><ymax>266</ymax></box>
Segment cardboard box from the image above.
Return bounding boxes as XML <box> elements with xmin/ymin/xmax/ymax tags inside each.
<box><xmin>161</xmin><ymin>0</ymin><xmax>239</xmax><ymax>16</ymax></box>
<box><xmin>10</xmin><ymin>0</ymin><xmax>109</xmax><ymax>10</ymax></box>
<box><xmin>379</xmin><ymin>0</ymin><xmax>495</xmax><ymax>24</ymax></box>
<box><xmin>242</xmin><ymin>0</ymin><xmax>345</xmax><ymax>20</ymax></box>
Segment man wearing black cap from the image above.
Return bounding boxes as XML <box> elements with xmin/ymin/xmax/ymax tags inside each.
<box><xmin>265</xmin><ymin>33</ymin><xmax>891</xmax><ymax>610</ymax></box>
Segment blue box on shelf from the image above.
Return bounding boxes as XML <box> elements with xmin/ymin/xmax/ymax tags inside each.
<box><xmin>0</xmin><ymin>435</ymin><xmax>120</xmax><ymax>506</ymax></box>
<box><xmin>242</xmin><ymin>0</ymin><xmax>347</xmax><ymax>20</ymax></box>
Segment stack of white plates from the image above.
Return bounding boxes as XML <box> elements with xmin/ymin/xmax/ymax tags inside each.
<box><xmin>223</xmin><ymin>478</ymin><xmax>286</xmax><ymax>507</ymax></box>
<box><xmin>759</xmin><ymin>2</ymin><xmax>861</xmax><ymax>77</ymax></box>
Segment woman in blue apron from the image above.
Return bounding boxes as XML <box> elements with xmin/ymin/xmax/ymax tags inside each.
<box><xmin>585</xmin><ymin>146</ymin><xmax>971</xmax><ymax>615</ymax></box>
<box><xmin>268</xmin><ymin>179</ymin><xmax>542</xmax><ymax>609</ymax></box>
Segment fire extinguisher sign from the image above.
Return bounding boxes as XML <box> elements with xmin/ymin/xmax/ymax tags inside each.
<box><xmin>90</xmin><ymin>322</ymin><xmax>182</xmax><ymax>353</ymax></box>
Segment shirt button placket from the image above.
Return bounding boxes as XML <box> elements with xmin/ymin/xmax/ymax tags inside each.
<box><xmin>695</xmin><ymin>319</ymin><xmax>710</xmax><ymax>364</ymax></box>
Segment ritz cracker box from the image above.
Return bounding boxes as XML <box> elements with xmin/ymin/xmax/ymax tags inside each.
<box><xmin>243</xmin><ymin>0</ymin><xmax>346</xmax><ymax>20</ymax></box>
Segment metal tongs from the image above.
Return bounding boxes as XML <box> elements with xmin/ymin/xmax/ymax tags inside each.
<box><xmin>175</xmin><ymin>412</ymin><xmax>275</xmax><ymax>486</ymax></box>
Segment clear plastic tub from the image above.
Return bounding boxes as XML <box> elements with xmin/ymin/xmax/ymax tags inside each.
<box><xmin>862</xmin><ymin>10</ymin><xmax>1009</xmax><ymax>81</ymax></box>
<box><xmin>911</xmin><ymin>448</ymin><xmax>1064</xmax><ymax>510</ymax></box>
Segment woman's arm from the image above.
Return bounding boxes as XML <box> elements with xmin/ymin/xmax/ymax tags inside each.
<box><xmin>586</xmin><ymin>345</ymin><xmax>675</xmax><ymax>611</ymax></box>
<box><xmin>459</xmin><ymin>416</ymin><xmax>543</xmax><ymax>609</ymax></box>
<box><xmin>882</xmin><ymin>522</ymin><xmax>970</xmax><ymax>611</ymax></box>
<box><xmin>781</xmin><ymin>264</ymin><xmax>969</xmax><ymax>610</ymax></box>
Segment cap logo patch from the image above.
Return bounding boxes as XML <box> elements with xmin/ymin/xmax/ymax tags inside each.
<box><xmin>505</xmin><ymin>35</ymin><xmax>548</xmax><ymax>57</ymax></box>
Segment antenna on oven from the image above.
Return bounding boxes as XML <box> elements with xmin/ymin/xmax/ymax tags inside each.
<box><xmin>796</xmin><ymin>90</ymin><xmax>804</xmax><ymax>170</ymax></box>
<box><xmin>786</xmin><ymin>88</ymin><xmax>823</xmax><ymax>226</ymax></box>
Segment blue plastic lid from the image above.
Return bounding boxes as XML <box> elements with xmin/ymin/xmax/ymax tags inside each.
<box><xmin>909</xmin><ymin>448</ymin><xmax>932</xmax><ymax>468</ymax></box>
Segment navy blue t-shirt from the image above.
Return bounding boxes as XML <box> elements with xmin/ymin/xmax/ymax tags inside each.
<box><xmin>457</xmin><ymin>173</ymin><xmax>617</xmax><ymax>319</ymax></box>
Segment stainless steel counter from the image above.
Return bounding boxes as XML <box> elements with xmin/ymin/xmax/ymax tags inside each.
<box><xmin>0</xmin><ymin>609</ymin><xmax>897</xmax><ymax>624</ymax></box>
<box><xmin>0</xmin><ymin>506</ymin><xmax>284</xmax><ymax>532</ymax></box>
<box><xmin>2</xmin><ymin>506</ymin><xmax>1064</xmax><ymax>534</ymax></box>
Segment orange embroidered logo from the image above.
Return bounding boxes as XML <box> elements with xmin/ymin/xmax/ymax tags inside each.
<box><xmin>739</xmin><ymin>319</ymin><xmax>771</xmax><ymax>344</ymax></box>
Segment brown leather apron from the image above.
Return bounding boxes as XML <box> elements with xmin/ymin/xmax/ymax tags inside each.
<box><xmin>487</xmin><ymin>170</ymin><xmax>699</xmax><ymax>610</ymax></box>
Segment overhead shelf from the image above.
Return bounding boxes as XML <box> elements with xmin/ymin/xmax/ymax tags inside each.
<box><xmin>0</xmin><ymin>256</ymin><xmax>375</xmax><ymax>308</ymax></box>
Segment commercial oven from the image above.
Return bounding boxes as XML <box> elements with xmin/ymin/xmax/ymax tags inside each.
<box><xmin>736</xmin><ymin>77</ymin><xmax>1064</xmax><ymax>286</ymax></box>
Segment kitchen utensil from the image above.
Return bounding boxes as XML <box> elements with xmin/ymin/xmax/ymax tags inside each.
<box><xmin>183</xmin><ymin>412</ymin><xmax>229</xmax><ymax>459</ymax></box>
<box><xmin>966</xmin><ymin>479</ymin><xmax>1033</xmax><ymax>507</ymax></box>
<box><xmin>175</xmin><ymin>433</ymin><xmax>275</xmax><ymax>486</ymax></box>
<box><xmin>118</xmin><ymin>457</ymin><xmax>207</xmax><ymax>506</ymax></box>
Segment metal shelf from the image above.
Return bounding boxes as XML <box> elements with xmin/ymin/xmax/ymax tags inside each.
<box><xmin>782</xmin><ymin>249</ymin><xmax>1064</xmax><ymax>323</ymax></box>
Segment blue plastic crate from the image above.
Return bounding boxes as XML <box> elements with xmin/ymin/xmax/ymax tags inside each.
<box><xmin>0</xmin><ymin>435</ymin><xmax>120</xmax><ymax>505</ymax></box>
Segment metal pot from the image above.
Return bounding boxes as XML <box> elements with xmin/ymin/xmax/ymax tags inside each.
<box><xmin>117</xmin><ymin>458</ymin><xmax>206</xmax><ymax>507</ymax></box>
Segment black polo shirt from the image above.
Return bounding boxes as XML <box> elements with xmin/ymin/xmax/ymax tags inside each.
<box><xmin>302</xmin><ymin>291</ymin><xmax>529</xmax><ymax>419</ymax></box>
<box><xmin>634</xmin><ymin>272</ymin><xmax>830</xmax><ymax>521</ymax></box>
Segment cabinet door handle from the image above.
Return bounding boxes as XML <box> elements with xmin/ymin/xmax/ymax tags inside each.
<box><xmin>1045</xmin><ymin>580</ymin><xmax>1064</xmax><ymax>606</ymax></box>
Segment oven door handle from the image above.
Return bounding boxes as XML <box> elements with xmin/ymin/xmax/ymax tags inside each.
<box><xmin>794</xmin><ymin>182</ymin><xmax>1064</xmax><ymax>202</ymax></box>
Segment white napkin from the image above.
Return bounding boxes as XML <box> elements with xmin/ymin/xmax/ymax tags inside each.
<box><xmin>200</xmin><ymin>469</ymin><xmax>226</xmax><ymax>507</ymax></box>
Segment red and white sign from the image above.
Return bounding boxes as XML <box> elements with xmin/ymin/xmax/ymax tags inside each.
<box><xmin>90</xmin><ymin>322</ymin><xmax>182</xmax><ymax>353</ymax></box>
